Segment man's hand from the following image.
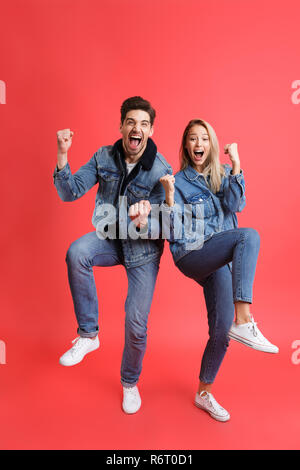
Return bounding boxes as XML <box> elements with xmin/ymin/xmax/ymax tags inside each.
<box><xmin>129</xmin><ymin>200</ymin><xmax>152</xmax><ymax>228</ymax></box>
<box><xmin>57</xmin><ymin>129</ymin><xmax>74</xmax><ymax>169</ymax></box>
<box><xmin>160</xmin><ymin>174</ymin><xmax>175</xmax><ymax>207</ymax></box>
<box><xmin>224</xmin><ymin>143</ymin><xmax>240</xmax><ymax>175</ymax></box>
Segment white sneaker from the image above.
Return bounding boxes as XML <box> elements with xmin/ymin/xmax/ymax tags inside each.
<box><xmin>59</xmin><ymin>336</ymin><xmax>100</xmax><ymax>366</ymax></box>
<box><xmin>228</xmin><ymin>315</ymin><xmax>279</xmax><ymax>353</ymax></box>
<box><xmin>122</xmin><ymin>386</ymin><xmax>141</xmax><ymax>414</ymax></box>
<box><xmin>195</xmin><ymin>391</ymin><xmax>230</xmax><ymax>422</ymax></box>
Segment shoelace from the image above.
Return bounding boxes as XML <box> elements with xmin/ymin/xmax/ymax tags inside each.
<box><xmin>124</xmin><ymin>387</ymin><xmax>137</xmax><ymax>395</ymax></box>
<box><xmin>248</xmin><ymin>316</ymin><xmax>258</xmax><ymax>337</ymax></box>
<box><xmin>70</xmin><ymin>337</ymin><xmax>87</xmax><ymax>355</ymax></box>
<box><xmin>200</xmin><ymin>392</ymin><xmax>224</xmax><ymax>412</ymax></box>
<box><xmin>248</xmin><ymin>316</ymin><xmax>267</xmax><ymax>341</ymax></box>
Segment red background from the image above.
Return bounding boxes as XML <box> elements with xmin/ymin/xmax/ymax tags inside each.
<box><xmin>1</xmin><ymin>0</ymin><xmax>300</xmax><ymax>450</ymax></box>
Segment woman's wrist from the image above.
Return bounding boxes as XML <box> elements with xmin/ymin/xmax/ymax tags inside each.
<box><xmin>165</xmin><ymin>193</ymin><xmax>175</xmax><ymax>207</ymax></box>
<box><xmin>231</xmin><ymin>160</ymin><xmax>241</xmax><ymax>175</ymax></box>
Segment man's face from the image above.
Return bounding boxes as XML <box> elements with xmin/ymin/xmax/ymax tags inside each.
<box><xmin>120</xmin><ymin>109</ymin><xmax>153</xmax><ymax>158</ymax></box>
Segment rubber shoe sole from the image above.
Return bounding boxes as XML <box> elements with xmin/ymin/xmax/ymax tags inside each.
<box><xmin>228</xmin><ymin>331</ymin><xmax>279</xmax><ymax>353</ymax></box>
<box><xmin>59</xmin><ymin>338</ymin><xmax>100</xmax><ymax>366</ymax></box>
<box><xmin>194</xmin><ymin>401</ymin><xmax>230</xmax><ymax>422</ymax></box>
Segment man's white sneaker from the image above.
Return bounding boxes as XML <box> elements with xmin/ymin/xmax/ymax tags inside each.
<box><xmin>59</xmin><ymin>336</ymin><xmax>100</xmax><ymax>366</ymax></box>
<box><xmin>228</xmin><ymin>315</ymin><xmax>279</xmax><ymax>354</ymax></box>
<box><xmin>195</xmin><ymin>391</ymin><xmax>230</xmax><ymax>422</ymax></box>
<box><xmin>122</xmin><ymin>386</ymin><xmax>141</xmax><ymax>414</ymax></box>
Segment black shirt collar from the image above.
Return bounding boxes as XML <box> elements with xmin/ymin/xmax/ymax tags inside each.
<box><xmin>113</xmin><ymin>138</ymin><xmax>157</xmax><ymax>171</ymax></box>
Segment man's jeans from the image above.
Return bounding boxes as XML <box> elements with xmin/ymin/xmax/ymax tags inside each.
<box><xmin>65</xmin><ymin>231</ymin><xmax>160</xmax><ymax>387</ymax></box>
<box><xmin>176</xmin><ymin>228</ymin><xmax>260</xmax><ymax>384</ymax></box>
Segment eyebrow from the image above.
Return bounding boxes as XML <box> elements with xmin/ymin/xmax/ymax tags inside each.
<box><xmin>126</xmin><ymin>118</ymin><xmax>150</xmax><ymax>124</ymax></box>
<box><xmin>188</xmin><ymin>132</ymin><xmax>209</xmax><ymax>137</ymax></box>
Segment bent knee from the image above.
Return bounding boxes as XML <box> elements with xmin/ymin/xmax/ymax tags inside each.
<box><xmin>65</xmin><ymin>241</ymin><xmax>89</xmax><ymax>266</ymax></box>
<box><xmin>125</xmin><ymin>318</ymin><xmax>147</xmax><ymax>341</ymax></box>
<box><xmin>242</xmin><ymin>228</ymin><xmax>260</xmax><ymax>246</ymax></box>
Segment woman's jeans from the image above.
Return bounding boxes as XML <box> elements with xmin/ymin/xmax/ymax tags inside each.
<box><xmin>176</xmin><ymin>228</ymin><xmax>260</xmax><ymax>384</ymax></box>
<box><xmin>65</xmin><ymin>231</ymin><xmax>160</xmax><ymax>387</ymax></box>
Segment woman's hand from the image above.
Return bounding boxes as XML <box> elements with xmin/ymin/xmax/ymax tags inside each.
<box><xmin>224</xmin><ymin>143</ymin><xmax>240</xmax><ymax>175</ymax></box>
<box><xmin>160</xmin><ymin>174</ymin><xmax>175</xmax><ymax>207</ymax></box>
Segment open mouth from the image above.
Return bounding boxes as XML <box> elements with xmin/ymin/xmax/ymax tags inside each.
<box><xmin>194</xmin><ymin>150</ymin><xmax>204</xmax><ymax>159</ymax></box>
<box><xmin>129</xmin><ymin>135</ymin><xmax>142</xmax><ymax>149</ymax></box>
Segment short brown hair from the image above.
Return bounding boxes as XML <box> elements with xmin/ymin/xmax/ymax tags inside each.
<box><xmin>120</xmin><ymin>96</ymin><xmax>156</xmax><ymax>125</ymax></box>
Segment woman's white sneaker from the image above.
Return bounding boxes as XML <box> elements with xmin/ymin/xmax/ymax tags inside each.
<box><xmin>59</xmin><ymin>336</ymin><xmax>100</xmax><ymax>366</ymax></box>
<box><xmin>122</xmin><ymin>386</ymin><xmax>141</xmax><ymax>414</ymax></box>
<box><xmin>228</xmin><ymin>315</ymin><xmax>279</xmax><ymax>353</ymax></box>
<box><xmin>195</xmin><ymin>391</ymin><xmax>230</xmax><ymax>422</ymax></box>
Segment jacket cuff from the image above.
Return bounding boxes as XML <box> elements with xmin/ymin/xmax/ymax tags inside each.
<box><xmin>53</xmin><ymin>162</ymin><xmax>70</xmax><ymax>180</ymax></box>
<box><xmin>229</xmin><ymin>169</ymin><xmax>245</xmax><ymax>193</ymax></box>
<box><xmin>161</xmin><ymin>201</ymin><xmax>174</xmax><ymax>211</ymax></box>
<box><xmin>229</xmin><ymin>168</ymin><xmax>243</xmax><ymax>179</ymax></box>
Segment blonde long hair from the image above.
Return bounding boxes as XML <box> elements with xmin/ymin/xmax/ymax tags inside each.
<box><xmin>180</xmin><ymin>119</ymin><xmax>225</xmax><ymax>193</ymax></box>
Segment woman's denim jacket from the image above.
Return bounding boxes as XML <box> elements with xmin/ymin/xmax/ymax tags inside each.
<box><xmin>166</xmin><ymin>164</ymin><xmax>246</xmax><ymax>264</ymax></box>
<box><xmin>53</xmin><ymin>141</ymin><xmax>173</xmax><ymax>268</ymax></box>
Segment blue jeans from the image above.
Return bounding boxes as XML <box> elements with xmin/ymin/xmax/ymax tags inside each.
<box><xmin>65</xmin><ymin>231</ymin><xmax>160</xmax><ymax>387</ymax></box>
<box><xmin>176</xmin><ymin>228</ymin><xmax>260</xmax><ymax>383</ymax></box>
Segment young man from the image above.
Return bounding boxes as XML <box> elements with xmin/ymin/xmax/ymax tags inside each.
<box><xmin>53</xmin><ymin>96</ymin><xmax>173</xmax><ymax>414</ymax></box>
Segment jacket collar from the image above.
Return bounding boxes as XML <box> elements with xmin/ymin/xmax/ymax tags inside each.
<box><xmin>113</xmin><ymin>138</ymin><xmax>157</xmax><ymax>171</ymax></box>
<box><xmin>183</xmin><ymin>164</ymin><xmax>204</xmax><ymax>181</ymax></box>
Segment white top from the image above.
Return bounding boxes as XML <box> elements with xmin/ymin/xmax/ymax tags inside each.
<box><xmin>126</xmin><ymin>161</ymin><xmax>138</xmax><ymax>175</ymax></box>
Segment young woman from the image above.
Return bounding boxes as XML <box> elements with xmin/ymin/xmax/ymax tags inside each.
<box><xmin>160</xmin><ymin>119</ymin><xmax>278</xmax><ymax>422</ymax></box>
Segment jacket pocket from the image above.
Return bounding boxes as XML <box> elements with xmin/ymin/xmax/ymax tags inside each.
<box><xmin>186</xmin><ymin>191</ymin><xmax>213</xmax><ymax>218</ymax></box>
<box><xmin>98</xmin><ymin>167</ymin><xmax>120</xmax><ymax>201</ymax></box>
<box><xmin>127</xmin><ymin>182</ymin><xmax>151</xmax><ymax>205</ymax></box>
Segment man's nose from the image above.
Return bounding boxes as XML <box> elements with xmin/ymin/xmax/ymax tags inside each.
<box><xmin>132</xmin><ymin>123</ymin><xmax>141</xmax><ymax>133</ymax></box>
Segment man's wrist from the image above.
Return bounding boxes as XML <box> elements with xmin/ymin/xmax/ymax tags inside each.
<box><xmin>57</xmin><ymin>153</ymin><xmax>68</xmax><ymax>171</ymax></box>
<box><xmin>165</xmin><ymin>191</ymin><xmax>175</xmax><ymax>207</ymax></box>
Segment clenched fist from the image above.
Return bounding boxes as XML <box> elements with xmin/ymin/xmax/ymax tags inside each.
<box><xmin>57</xmin><ymin>129</ymin><xmax>74</xmax><ymax>155</ymax></box>
<box><xmin>224</xmin><ymin>143</ymin><xmax>241</xmax><ymax>175</ymax></box>
<box><xmin>160</xmin><ymin>174</ymin><xmax>175</xmax><ymax>207</ymax></box>
<box><xmin>129</xmin><ymin>200</ymin><xmax>152</xmax><ymax>229</ymax></box>
<box><xmin>224</xmin><ymin>143</ymin><xmax>239</xmax><ymax>164</ymax></box>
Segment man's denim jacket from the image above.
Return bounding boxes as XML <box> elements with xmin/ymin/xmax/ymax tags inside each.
<box><xmin>53</xmin><ymin>139</ymin><xmax>173</xmax><ymax>268</ymax></box>
<box><xmin>166</xmin><ymin>164</ymin><xmax>246</xmax><ymax>264</ymax></box>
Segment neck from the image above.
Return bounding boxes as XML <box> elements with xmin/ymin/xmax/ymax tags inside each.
<box><xmin>193</xmin><ymin>164</ymin><xmax>204</xmax><ymax>173</ymax></box>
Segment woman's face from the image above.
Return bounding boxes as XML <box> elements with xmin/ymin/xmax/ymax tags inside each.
<box><xmin>185</xmin><ymin>125</ymin><xmax>211</xmax><ymax>171</ymax></box>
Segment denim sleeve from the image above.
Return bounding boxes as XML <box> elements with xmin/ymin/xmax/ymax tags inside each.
<box><xmin>218</xmin><ymin>164</ymin><xmax>246</xmax><ymax>213</ymax></box>
<box><xmin>53</xmin><ymin>153</ymin><xmax>98</xmax><ymax>202</ymax></box>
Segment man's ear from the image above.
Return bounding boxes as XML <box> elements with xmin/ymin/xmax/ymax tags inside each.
<box><xmin>149</xmin><ymin>126</ymin><xmax>154</xmax><ymax>137</ymax></box>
